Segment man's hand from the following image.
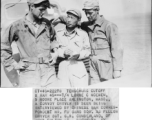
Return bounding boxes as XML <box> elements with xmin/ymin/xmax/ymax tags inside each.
<box><xmin>13</xmin><ymin>61</ymin><xmax>28</xmax><ymax>70</ymax></box>
<box><xmin>49</xmin><ymin>59</ymin><xmax>56</xmax><ymax>66</ymax></box>
<box><xmin>51</xmin><ymin>16</ymin><xmax>60</xmax><ymax>26</ymax></box>
<box><xmin>64</xmin><ymin>49</ymin><xmax>73</xmax><ymax>58</ymax></box>
<box><xmin>12</xmin><ymin>83</ymin><xmax>19</xmax><ymax>87</ymax></box>
<box><xmin>68</xmin><ymin>54</ymin><xmax>80</xmax><ymax>60</ymax></box>
<box><xmin>49</xmin><ymin>52</ymin><xmax>58</xmax><ymax>66</ymax></box>
<box><xmin>113</xmin><ymin>70</ymin><xmax>121</xmax><ymax>79</ymax></box>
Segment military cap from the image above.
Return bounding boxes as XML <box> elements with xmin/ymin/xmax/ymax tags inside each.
<box><xmin>82</xmin><ymin>0</ymin><xmax>99</xmax><ymax>10</ymax></box>
<box><xmin>67</xmin><ymin>9</ymin><xmax>82</xmax><ymax>19</ymax></box>
<box><xmin>27</xmin><ymin>0</ymin><xmax>49</xmax><ymax>4</ymax></box>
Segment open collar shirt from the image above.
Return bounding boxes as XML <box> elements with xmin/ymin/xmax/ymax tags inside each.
<box><xmin>57</xmin><ymin>28</ymin><xmax>91</xmax><ymax>60</ymax></box>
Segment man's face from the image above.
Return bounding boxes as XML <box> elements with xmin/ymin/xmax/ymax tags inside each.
<box><xmin>66</xmin><ymin>13</ymin><xmax>79</xmax><ymax>28</ymax></box>
<box><xmin>84</xmin><ymin>9</ymin><xmax>98</xmax><ymax>22</ymax></box>
<box><xmin>32</xmin><ymin>5</ymin><xmax>47</xmax><ymax>19</ymax></box>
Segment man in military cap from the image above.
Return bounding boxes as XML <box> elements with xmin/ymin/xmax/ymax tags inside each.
<box><xmin>56</xmin><ymin>9</ymin><xmax>91</xmax><ymax>87</ymax></box>
<box><xmin>53</xmin><ymin>0</ymin><xmax>123</xmax><ymax>85</ymax></box>
<box><xmin>81</xmin><ymin>0</ymin><xmax>123</xmax><ymax>84</ymax></box>
<box><xmin>1</xmin><ymin>0</ymin><xmax>59</xmax><ymax>87</ymax></box>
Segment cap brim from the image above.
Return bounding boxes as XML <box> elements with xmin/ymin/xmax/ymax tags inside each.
<box><xmin>34</xmin><ymin>0</ymin><xmax>46</xmax><ymax>4</ymax></box>
<box><xmin>67</xmin><ymin>11</ymin><xmax>79</xmax><ymax>18</ymax></box>
<box><xmin>82</xmin><ymin>7</ymin><xmax>94</xmax><ymax>10</ymax></box>
<box><xmin>34</xmin><ymin>0</ymin><xmax>50</xmax><ymax>8</ymax></box>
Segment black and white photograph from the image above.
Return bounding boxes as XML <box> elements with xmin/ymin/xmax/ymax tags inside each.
<box><xmin>0</xmin><ymin>0</ymin><xmax>152</xmax><ymax>119</ymax></box>
<box><xmin>1</xmin><ymin>0</ymin><xmax>151</xmax><ymax>88</ymax></box>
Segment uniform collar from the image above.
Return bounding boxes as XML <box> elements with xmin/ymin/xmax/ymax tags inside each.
<box><xmin>95</xmin><ymin>15</ymin><xmax>105</xmax><ymax>26</ymax></box>
<box><xmin>88</xmin><ymin>15</ymin><xmax>105</xmax><ymax>30</ymax></box>
<box><xmin>23</xmin><ymin>15</ymin><xmax>36</xmax><ymax>36</ymax></box>
<box><xmin>24</xmin><ymin>14</ymin><xmax>42</xmax><ymax>26</ymax></box>
<box><xmin>63</xmin><ymin>27</ymin><xmax>80</xmax><ymax>36</ymax></box>
<box><xmin>23</xmin><ymin>14</ymin><xmax>48</xmax><ymax>38</ymax></box>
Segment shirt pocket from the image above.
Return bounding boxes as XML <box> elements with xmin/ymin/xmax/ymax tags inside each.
<box><xmin>67</xmin><ymin>42</ymin><xmax>81</xmax><ymax>54</ymax></box>
<box><xmin>74</xmin><ymin>40</ymin><xmax>83</xmax><ymax>51</ymax></box>
<box><xmin>93</xmin><ymin>34</ymin><xmax>108</xmax><ymax>49</ymax></box>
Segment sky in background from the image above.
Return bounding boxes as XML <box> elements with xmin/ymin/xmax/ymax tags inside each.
<box><xmin>52</xmin><ymin>0</ymin><xmax>151</xmax><ymax>20</ymax></box>
<box><xmin>99</xmin><ymin>0</ymin><xmax>151</xmax><ymax>16</ymax></box>
<box><xmin>1</xmin><ymin>0</ymin><xmax>151</xmax><ymax>20</ymax></box>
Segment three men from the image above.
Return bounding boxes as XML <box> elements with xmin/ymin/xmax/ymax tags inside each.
<box><xmin>1</xmin><ymin>0</ymin><xmax>58</xmax><ymax>87</ymax></box>
<box><xmin>53</xmin><ymin>0</ymin><xmax>123</xmax><ymax>84</ymax></box>
<box><xmin>56</xmin><ymin>9</ymin><xmax>91</xmax><ymax>87</ymax></box>
<box><xmin>1</xmin><ymin>0</ymin><xmax>123</xmax><ymax>87</ymax></box>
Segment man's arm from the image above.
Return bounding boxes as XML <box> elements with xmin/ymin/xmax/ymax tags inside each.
<box><xmin>52</xmin><ymin>15</ymin><xmax>84</xmax><ymax>30</ymax></box>
<box><xmin>49</xmin><ymin>24</ymin><xmax>59</xmax><ymax>50</ymax></box>
<box><xmin>78</xmin><ymin>31</ymin><xmax>91</xmax><ymax>60</ymax></box>
<box><xmin>49</xmin><ymin>25</ymin><xmax>60</xmax><ymax>64</ymax></box>
<box><xmin>106</xmin><ymin>23</ymin><xmax>123</xmax><ymax>78</ymax></box>
<box><xmin>52</xmin><ymin>15</ymin><xmax>67</xmax><ymax>27</ymax></box>
<box><xmin>1</xmin><ymin>25</ymin><xmax>21</xmax><ymax>72</ymax></box>
<box><xmin>56</xmin><ymin>36</ymin><xmax>67</xmax><ymax>58</ymax></box>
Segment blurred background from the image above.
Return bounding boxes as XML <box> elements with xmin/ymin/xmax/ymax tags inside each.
<box><xmin>1</xmin><ymin>0</ymin><xmax>151</xmax><ymax>87</ymax></box>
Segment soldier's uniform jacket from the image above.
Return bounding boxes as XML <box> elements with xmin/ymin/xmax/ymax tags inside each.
<box><xmin>1</xmin><ymin>15</ymin><xmax>58</xmax><ymax>72</ymax></box>
<box><xmin>58</xmin><ymin>15</ymin><xmax>123</xmax><ymax>71</ymax></box>
<box><xmin>81</xmin><ymin>15</ymin><xmax>123</xmax><ymax>71</ymax></box>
